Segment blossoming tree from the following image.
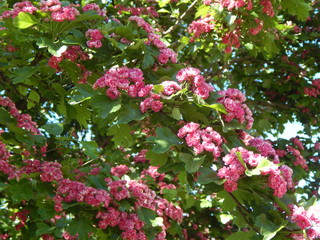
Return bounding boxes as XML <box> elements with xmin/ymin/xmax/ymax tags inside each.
<box><xmin>0</xmin><ymin>0</ymin><xmax>319</xmax><ymax>239</ymax></box>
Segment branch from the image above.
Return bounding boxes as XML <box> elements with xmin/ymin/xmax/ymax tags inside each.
<box><xmin>163</xmin><ymin>0</ymin><xmax>198</xmax><ymax>35</ymax></box>
<box><xmin>228</xmin><ymin>192</ymin><xmax>260</xmax><ymax>234</ymax></box>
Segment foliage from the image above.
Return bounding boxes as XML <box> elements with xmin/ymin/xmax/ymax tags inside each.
<box><xmin>0</xmin><ymin>0</ymin><xmax>319</xmax><ymax>239</ymax></box>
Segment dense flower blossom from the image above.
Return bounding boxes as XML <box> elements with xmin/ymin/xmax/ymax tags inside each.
<box><xmin>222</xmin><ymin>30</ymin><xmax>241</xmax><ymax>54</ymax></box>
<box><xmin>220</xmin><ymin>0</ymin><xmax>252</xmax><ymax>11</ymax></box>
<box><xmin>82</xmin><ymin>3</ymin><xmax>106</xmax><ymax>17</ymax></box>
<box><xmin>133</xmin><ymin>149</ymin><xmax>149</xmax><ymax>163</ymax></box>
<box><xmin>217</xmin><ymin>147</ymin><xmax>293</xmax><ymax>197</ymax></box>
<box><xmin>287</xmin><ymin>146</ymin><xmax>308</xmax><ymax>170</ymax></box>
<box><xmin>178</xmin><ymin>122</ymin><xmax>223</xmax><ymax>157</ymax></box>
<box><xmin>291</xmin><ymin>137</ymin><xmax>304</xmax><ymax>150</ymax></box>
<box><xmin>161</xmin><ymin>81</ymin><xmax>181</xmax><ymax>96</ymax></box>
<box><xmin>51</xmin><ymin>6</ymin><xmax>80</xmax><ymax>22</ymax></box>
<box><xmin>0</xmin><ymin>96</ymin><xmax>40</xmax><ymax>135</ymax></box>
<box><xmin>188</xmin><ymin>16</ymin><xmax>215</xmax><ymax>41</ymax></box>
<box><xmin>260</xmin><ymin>0</ymin><xmax>275</xmax><ymax>17</ymax></box>
<box><xmin>249</xmin><ymin>137</ymin><xmax>279</xmax><ymax>163</ymax></box>
<box><xmin>39</xmin><ymin>0</ymin><xmax>62</xmax><ymax>12</ymax></box>
<box><xmin>218</xmin><ymin>88</ymin><xmax>254</xmax><ymax>129</ymax></box>
<box><xmin>176</xmin><ymin>67</ymin><xmax>214</xmax><ymax>99</ymax></box>
<box><xmin>115</xmin><ymin>5</ymin><xmax>158</xmax><ymax>17</ymax></box>
<box><xmin>111</xmin><ymin>164</ymin><xmax>129</xmax><ymax>177</ymax></box>
<box><xmin>128</xmin><ymin>16</ymin><xmax>154</xmax><ymax>33</ymax></box>
<box><xmin>129</xmin><ymin>16</ymin><xmax>177</xmax><ymax>65</ymax></box>
<box><xmin>85</xmin><ymin>29</ymin><xmax>104</xmax><ymax>49</ymax></box>
<box><xmin>54</xmin><ymin>177</ymin><xmax>183</xmax><ymax>238</ymax></box>
<box><xmin>1</xmin><ymin>1</ymin><xmax>38</xmax><ymax>18</ymax></box>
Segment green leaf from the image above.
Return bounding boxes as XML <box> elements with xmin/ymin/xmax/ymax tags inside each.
<box><xmin>200</xmin><ymin>199</ymin><xmax>212</xmax><ymax>208</ymax></box>
<box><xmin>245</xmin><ymin>158</ymin><xmax>273</xmax><ymax>177</ymax></box>
<box><xmin>74</xmin><ymin>105</ymin><xmax>91</xmax><ymax>128</ymax></box>
<box><xmin>91</xmin><ymin>95</ymin><xmax>121</xmax><ymax>119</ymax></box>
<box><xmin>255</xmin><ymin>214</ymin><xmax>287</xmax><ymax>240</ymax></box>
<box><xmin>203</xmin><ymin>103</ymin><xmax>227</xmax><ymax>114</ymax></box>
<box><xmin>42</xmin><ymin>123</ymin><xmax>64</xmax><ymax>135</ymax></box>
<box><xmin>195</xmin><ymin>5</ymin><xmax>210</xmax><ymax>18</ymax></box>
<box><xmin>282</xmin><ymin>0</ymin><xmax>311</xmax><ymax>21</ymax></box>
<box><xmin>107</xmin><ymin>124</ymin><xmax>133</xmax><ymax>147</ymax></box>
<box><xmin>81</xmin><ymin>141</ymin><xmax>99</xmax><ymax>158</ymax></box>
<box><xmin>36</xmin><ymin>222</ymin><xmax>54</xmax><ymax>236</ymax></box>
<box><xmin>12</xmin><ymin>66</ymin><xmax>38</xmax><ymax>84</ymax></box>
<box><xmin>142</xmin><ymin>45</ymin><xmax>159</xmax><ymax>69</ymax></box>
<box><xmin>66</xmin><ymin>218</ymin><xmax>94</xmax><ymax>240</ymax></box>
<box><xmin>179</xmin><ymin>153</ymin><xmax>204</xmax><ymax>173</ymax></box>
<box><xmin>113</xmin><ymin>26</ymin><xmax>136</xmax><ymax>40</ymax></box>
<box><xmin>116</xmin><ymin>104</ymin><xmax>144</xmax><ymax>124</ymax></box>
<box><xmin>8</xmin><ymin>179</ymin><xmax>34</xmax><ymax>204</ymax></box>
<box><xmin>13</xmin><ymin>12</ymin><xmax>38</xmax><ymax>29</ymax></box>
<box><xmin>146</xmin><ymin>150</ymin><xmax>168</xmax><ymax>166</ymax></box>
<box><xmin>198</xmin><ymin>167</ymin><xmax>224</xmax><ymax>185</ymax></box>
<box><xmin>36</xmin><ymin>37</ymin><xmax>67</xmax><ymax>57</ymax></box>
<box><xmin>146</xmin><ymin>127</ymin><xmax>180</xmax><ymax>153</ymax></box>
<box><xmin>304</xmin><ymin>196</ymin><xmax>317</xmax><ymax>209</ymax></box>
<box><xmin>137</xmin><ymin>207</ymin><xmax>157</xmax><ymax>227</ymax></box>
<box><xmin>226</xmin><ymin>230</ymin><xmax>260</xmax><ymax>240</ymax></box>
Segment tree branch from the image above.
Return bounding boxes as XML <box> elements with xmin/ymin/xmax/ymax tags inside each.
<box><xmin>163</xmin><ymin>0</ymin><xmax>198</xmax><ymax>35</ymax></box>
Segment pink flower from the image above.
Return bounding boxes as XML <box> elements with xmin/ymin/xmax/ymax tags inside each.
<box><xmin>86</xmin><ymin>40</ymin><xmax>102</xmax><ymax>48</ymax></box>
<box><xmin>111</xmin><ymin>165</ymin><xmax>129</xmax><ymax>177</ymax></box>
<box><xmin>106</xmin><ymin>87</ymin><xmax>120</xmax><ymax>100</ymax></box>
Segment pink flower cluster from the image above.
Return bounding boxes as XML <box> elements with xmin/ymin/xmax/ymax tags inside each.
<box><xmin>304</xmin><ymin>79</ymin><xmax>320</xmax><ymax>98</ymax></box>
<box><xmin>217</xmin><ymin>147</ymin><xmax>293</xmax><ymax>197</ymax></box>
<box><xmin>217</xmin><ymin>147</ymin><xmax>264</xmax><ymax>192</ymax></box>
<box><xmin>115</xmin><ymin>5</ymin><xmax>158</xmax><ymax>17</ymax></box>
<box><xmin>0</xmin><ymin>96</ymin><xmax>40</xmax><ymax>135</ymax></box>
<box><xmin>39</xmin><ymin>0</ymin><xmax>62</xmax><ymax>12</ymax></box>
<box><xmin>291</xmin><ymin>137</ymin><xmax>304</xmax><ymax>150</ymax></box>
<box><xmin>54</xmin><ymin>178</ymin><xmax>183</xmax><ymax>240</ymax></box>
<box><xmin>188</xmin><ymin>16</ymin><xmax>215</xmax><ymax>41</ymax></box>
<box><xmin>128</xmin><ymin>16</ymin><xmax>154</xmax><ymax>33</ymax></box>
<box><xmin>85</xmin><ymin>29</ymin><xmax>104</xmax><ymax>48</ymax></box>
<box><xmin>222</xmin><ymin>30</ymin><xmax>241</xmax><ymax>54</ymax></box>
<box><xmin>268</xmin><ymin>165</ymin><xmax>293</xmax><ymax>198</ymax></box>
<box><xmin>82</xmin><ymin>3</ymin><xmax>106</xmax><ymax>17</ymax></box>
<box><xmin>217</xmin><ymin>88</ymin><xmax>254</xmax><ymax>129</ymax></box>
<box><xmin>14</xmin><ymin>159</ymin><xmax>63</xmax><ymax>182</ymax></box>
<box><xmin>249</xmin><ymin>18</ymin><xmax>263</xmax><ymax>35</ymax></box>
<box><xmin>176</xmin><ymin>67</ymin><xmax>214</xmax><ymax>99</ymax></box>
<box><xmin>1</xmin><ymin>1</ymin><xmax>37</xmax><ymax>19</ymax></box>
<box><xmin>51</xmin><ymin>6</ymin><xmax>80</xmax><ymax>22</ymax></box>
<box><xmin>260</xmin><ymin>0</ymin><xmax>275</xmax><ymax>17</ymax></box>
<box><xmin>93</xmin><ymin>66</ymin><xmax>163</xmax><ymax>113</ymax></box>
<box><xmin>220</xmin><ymin>0</ymin><xmax>252</xmax><ymax>11</ymax></box>
<box><xmin>133</xmin><ymin>149</ymin><xmax>149</xmax><ymax>163</ymax></box>
<box><xmin>0</xmin><ymin>141</ymin><xmax>10</xmax><ymax>161</ymax></box>
<box><xmin>290</xmin><ymin>205</ymin><xmax>320</xmax><ymax>239</ymax></box>
<box><xmin>141</xmin><ymin>166</ymin><xmax>165</xmax><ymax>182</ymax></box>
<box><xmin>248</xmin><ymin>137</ymin><xmax>279</xmax><ymax>163</ymax></box>
<box><xmin>111</xmin><ymin>164</ymin><xmax>130</xmax><ymax>177</ymax></box>
<box><xmin>287</xmin><ymin>146</ymin><xmax>308</xmax><ymax>170</ymax></box>
<box><xmin>161</xmin><ymin>81</ymin><xmax>181</xmax><ymax>96</ymax></box>
<box><xmin>177</xmin><ymin>122</ymin><xmax>223</xmax><ymax>157</ymax></box>
<box><xmin>97</xmin><ymin>209</ymin><xmax>147</xmax><ymax>240</ymax></box>
<box><xmin>129</xmin><ymin>16</ymin><xmax>177</xmax><ymax>65</ymax></box>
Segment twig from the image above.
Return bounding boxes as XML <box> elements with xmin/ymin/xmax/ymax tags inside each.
<box><xmin>163</xmin><ymin>0</ymin><xmax>198</xmax><ymax>35</ymax></box>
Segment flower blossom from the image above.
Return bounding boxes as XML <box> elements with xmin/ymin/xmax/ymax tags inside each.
<box><xmin>176</xmin><ymin>67</ymin><xmax>214</xmax><ymax>99</ymax></box>
<box><xmin>178</xmin><ymin>122</ymin><xmax>223</xmax><ymax>157</ymax></box>
<box><xmin>218</xmin><ymin>88</ymin><xmax>254</xmax><ymax>129</ymax></box>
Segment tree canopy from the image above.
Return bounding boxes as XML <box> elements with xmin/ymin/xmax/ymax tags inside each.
<box><xmin>0</xmin><ymin>0</ymin><xmax>319</xmax><ymax>239</ymax></box>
